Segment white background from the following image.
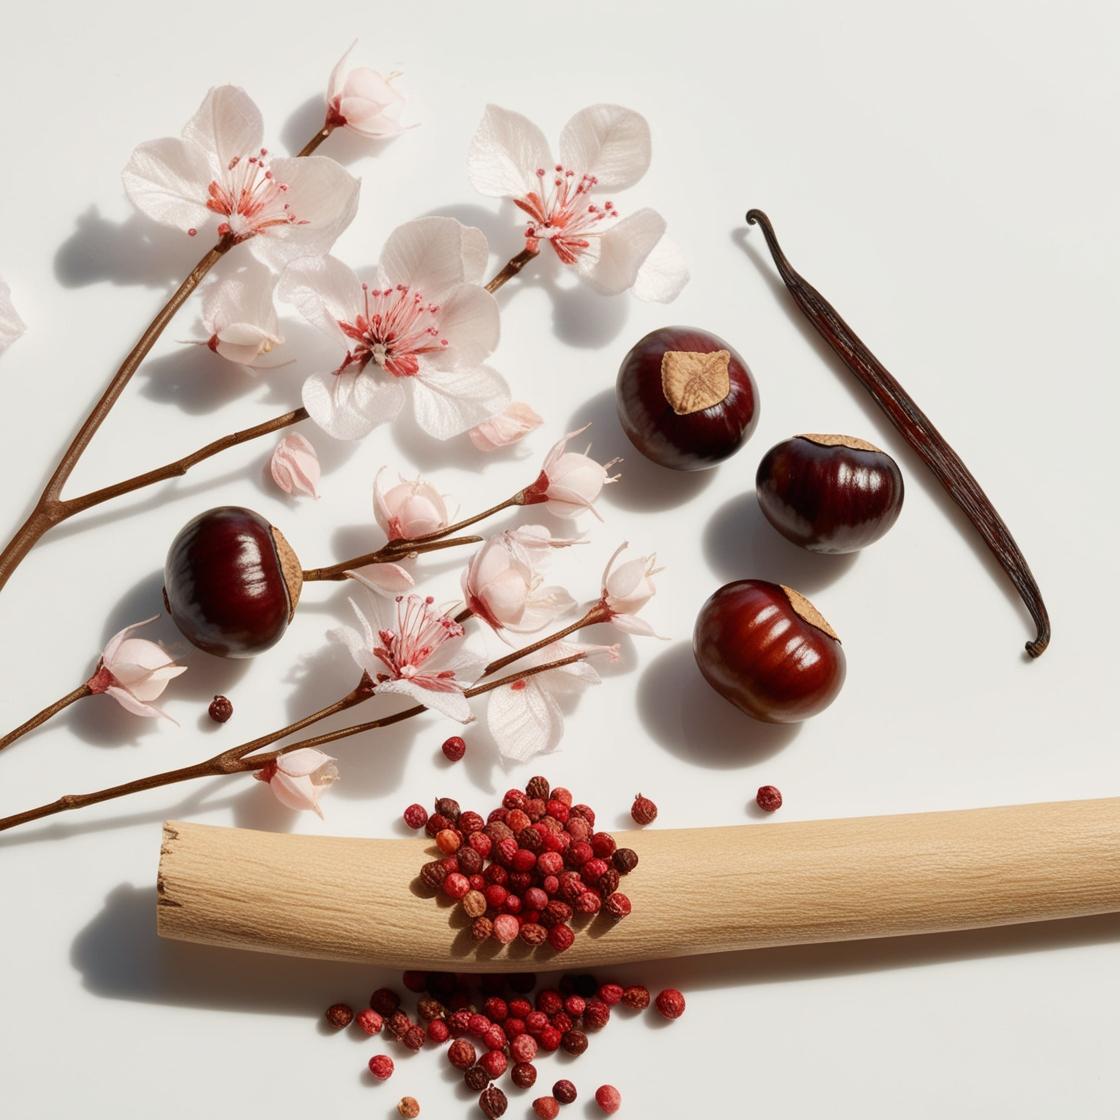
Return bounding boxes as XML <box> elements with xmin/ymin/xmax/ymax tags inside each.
<box><xmin>1</xmin><ymin>1</ymin><xmax>1118</xmax><ymax>1116</ymax></box>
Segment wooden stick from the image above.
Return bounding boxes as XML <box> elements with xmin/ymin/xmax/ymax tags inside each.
<box><xmin>157</xmin><ymin>797</ymin><xmax>1120</xmax><ymax>970</ymax></box>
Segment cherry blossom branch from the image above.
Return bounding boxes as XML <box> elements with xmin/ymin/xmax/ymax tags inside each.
<box><xmin>0</xmin><ymin>684</ymin><xmax>92</xmax><ymax>755</ymax></box>
<box><xmin>296</xmin><ymin>123</ymin><xmax>338</xmax><ymax>157</ymax></box>
<box><xmin>0</xmin><ymin>653</ymin><xmax>585</xmax><ymax>836</ymax></box>
<box><xmin>301</xmin><ymin>535</ymin><xmax>483</xmax><ymax>582</ymax></box>
<box><xmin>485</xmin><ymin>602</ymin><xmax>610</xmax><ymax>675</ymax></box>
<box><xmin>485</xmin><ymin>248</ymin><xmax>539</xmax><ymax>293</ymax></box>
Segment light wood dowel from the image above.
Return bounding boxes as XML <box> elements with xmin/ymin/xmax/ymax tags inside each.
<box><xmin>157</xmin><ymin>797</ymin><xmax>1120</xmax><ymax>970</ymax></box>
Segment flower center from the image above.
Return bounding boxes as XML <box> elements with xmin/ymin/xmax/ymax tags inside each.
<box><xmin>337</xmin><ymin>283</ymin><xmax>449</xmax><ymax>378</ymax></box>
<box><xmin>372</xmin><ymin>594</ymin><xmax>464</xmax><ymax>679</ymax></box>
<box><xmin>514</xmin><ymin>165</ymin><xmax>619</xmax><ymax>264</ymax></box>
<box><xmin>206</xmin><ymin>149</ymin><xmax>306</xmax><ymax>241</ymax></box>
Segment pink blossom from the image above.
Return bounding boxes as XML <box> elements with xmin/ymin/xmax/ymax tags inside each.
<box><xmin>469</xmin><ymin>402</ymin><xmax>543</xmax><ymax>452</ymax></box>
<box><xmin>468</xmin><ymin>104</ymin><xmax>688</xmax><ymax>301</ymax></box>
<box><xmin>279</xmin><ymin>217</ymin><xmax>509</xmax><ymax>441</ymax></box>
<box><xmin>331</xmin><ymin>593</ymin><xmax>486</xmax><ymax>721</ymax></box>
<box><xmin>521</xmin><ymin>425</ymin><xmax>619</xmax><ymax>519</ymax></box>
<box><xmin>374</xmin><ymin>469</ymin><xmax>448</xmax><ymax>540</ymax></box>
<box><xmin>326</xmin><ymin>43</ymin><xmax>407</xmax><ymax>139</ymax></box>
<box><xmin>270</xmin><ymin>433</ymin><xmax>320</xmax><ymax>498</ymax></box>
<box><xmin>86</xmin><ymin>616</ymin><xmax>186</xmax><ymax>721</ymax></box>
<box><xmin>199</xmin><ymin>261</ymin><xmax>284</xmax><ymax>367</ymax></box>
<box><xmin>462</xmin><ymin>527</ymin><xmax>576</xmax><ymax>634</ymax></box>
<box><xmin>254</xmin><ymin>748</ymin><xmax>339</xmax><ymax>817</ymax></box>
<box><xmin>122</xmin><ymin>86</ymin><xmax>359</xmax><ymax>269</ymax></box>
<box><xmin>599</xmin><ymin>542</ymin><xmax>663</xmax><ymax>636</ymax></box>
<box><xmin>0</xmin><ymin>278</ymin><xmax>25</xmax><ymax>354</ymax></box>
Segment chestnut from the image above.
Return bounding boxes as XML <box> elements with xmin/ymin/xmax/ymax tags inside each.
<box><xmin>756</xmin><ymin>434</ymin><xmax>904</xmax><ymax>554</ymax></box>
<box><xmin>616</xmin><ymin>326</ymin><xmax>759</xmax><ymax>470</ymax></box>
<box><xmin>163</xmin><ymin>506</ymin><xmax>303</xmax><ymax>658</ymax></box>
<box><xmin>693</xmin><ymin>580</ymin><xmax>845</xmax><ymax>723</ymax></box>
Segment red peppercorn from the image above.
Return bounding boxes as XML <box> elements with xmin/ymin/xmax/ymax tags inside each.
<box><xmin>208</xmin><ymin>695</ymin><xmax>233</xmax><ymax>723</ymax></box>
<box><xmin>520</xmin><ymin>922</ymin><xmax>547</xmax><ymax>947</ymax></box>
<box><xmin>402</xmin><ymin>1025</ymin><xmax>425</xmax><ymax>1050</ymax></box>
<box><xmin>367</xmin><ymin>1054</ymin><xmax>394</xmax><ymax>1080</ymax></box>
<box><xmin>442</xmin><ymin>872</ymin><xmax>470</xmax><ymax>900</ymax></box>
<box><xmin>551</xmin><ymin>787</ymin><xmax>573</xmax><ymax>806</ymax></box>
<box><xmin>325</xmin><ymin>1002</ymin><xmax>353</xmax><ymax>1029</ymax></box>
<box><xmin>583</xmin><ymin>1000</ymin><xmax>610</xmax><ymax>1030</ymax></box>
<box><xmin>630</xmin><ymin>793</ymin><xmax>658</xmax><ymax>825</ymax></box>
<box><xmin>436</xmin><ymin>828</ymin><xmax>462</xmax><ymax>855</ymax></box>
<box><xmin>355</xmin><ymin>1008</ymin><xmax>383</xmax><ymax>1035</ymax></box>
<box><xmin>479</xmin><ymin>1086</ymin><xmax>508</xmax><ymax>1119</ymax></box>
<box><xmin>598</xmin><ymin>982</ymin><xmax>624</xmax><ymax>1006</ymax></box>
<box><xmin>510</xmin><ymin>1033</ymin><xmax>538</xmax><ymax>1063</ymax></box>
<box><xmin>532</xmin><ymin>1098</ymin><xmax>560</xmax><ymax>1120</ymax></box>
<box><xmin>525</xmin><ymin>1010</ymin><xmax>548</xmax><ymax>1034</ymax></box>
<box><xmin>479</xmin><ymin>1049</ymin><xmax>507</xmax><ymax>1079</ymax></box>
<box><xmin>442</xmin><ymin>735</ymin><xmax>466</xmax><ymax>761</ymax></box>
<box><xmin>508</xmin><ymin>998</ymin><xmax>532</xmax><ymax>1019</ymax></box>
<box><xmin>427</xmin><ymin>1019</ymin><xmax>450</xmax><ymax>1043</ymax></box>
<box><xmin>482</xmin><ymin>997</ymin><xmax>508</xmax><ymax>1022</ymax></box>
<box><xmin>471</xmin><ymin>917</ymin><xmax>493</xmax><ymax>942</ymax></box>
<box><xmin>511</xmin><ymin>1062</ymin><xmax>537</xmax><ymax>1089</ymax></box>
<box><xmin>756</xmin><ymin>784</ymin><xmax>783</xmax><ymax>812</ymax></box>
<box><xmin>448</xmin><ymin>1039</ymin><xmax>477</xmax><ymax>1069</ymax></box>
<box><xmin>464</xmin><ymin>1065</ymin><xmax>490</xmax><ymax>1092</ymax></box>
<box><xmin>553</xmin><ymin>1079</ymin><xmax>577</xmax><ymax>1105</ymax></box>
<box><xmin>425</xmin><ymin>812</ymin><xmax>452</xmax><ymax>838</ymax></box>
<box><xmin>571</xmin><ymin>804</ymin><xmax>596</xmax><ymax>826</ymax></box>
<box><xmin>605</xmin><ymin>892</ymin><xmax>632</xmax><ymax>920</ymax></box>
<box><xmin>575</xmin><ymin>891</ymin><xmax>602</xmax><ymax>916</ymax></box>
<box><xmin>537</xmin><ymin>1025</ymin><xmax>562</xmax><ymax>1052</ymax></box>
<box><xmin>482</xmin><ymin>1026</ymin><xmax>506</xmax><ymax>1052</ymax></box>
<box><xmin>655</xmin><ymin>987</ymin><xmax>686</xmax><ymax>1019</ymax></box>
<box><xmin>536</xmin><ymin>989</ymin><xmax>563</xmax><ymax>1015</ymax></box>
<box><xmin>563</xmin><ymin>994</ymin><xmax>585</xmax><ymax>1018</ymax></box>
<box><xmin>612</xmin><ymin>848</ymin><xmax>638</xmax><ymax>874</ymax></box>
<box><xmin>595</xmin><ymin>1085</ymin><xmax>622</xmax><ymax>1114</ymax></box>
<box><xmin>590</xmin><ymin>831</ymin><xmax>617</xmax><ymax>858</ymax></box>
<box><xmin>491</xmin><ymin>914</ymin><xmax>519</xmax><ymax>944</ymax></box>
<box><xmin>459</xmin><ymin>810</ymin><xmax>485</xmax><ymax>834</ymax></box>
<box><xmin>621</xmin><ymin>984</ymin><xmax>650</xmax><ymax>1010</ymax></box>
<box><xmin>560</xmin><ymin>1029</ymin><xmax>588</xmax><ymax>1055</ymax></box>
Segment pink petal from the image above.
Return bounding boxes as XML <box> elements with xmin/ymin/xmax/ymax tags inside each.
<box><xmin>632</xmin><ymin>233</ymin><xmax>690</xmax><ymax>303</ymax></box>
<box><xmin>277</xmin><ymin>747</ymin><xmax>337</xmax><ymax>778</ymax></box>
<box><xmin>269</xmin><ymin>771</ymin><xmax>322</xmax><ymax>815</ymax></box>
<box><xmin>467</xmin><ymin>105</ymin><xmax>553</xmax><ymax>198</ymax></box>
<box><xmin>345</xmin><ymin>562</ymin><xmax>416</xmax><ymax>596</ymax></box>
<box><xmin>376</xmin><ymin>678</ymin><xmax>473</xmax><ymax>722</ymax></box>
<box><xmin>270</xmin><ymin>432</ymin><xmax>321</xmax><ymax>498</ymax></box>
<box><xmin>182</xmin><ymin>85</ymin><xmax>264</xmax><ymax>173</ymax></box>
<box><xmin>487</xmin><ymin>680</ymin><xmax>562</xmax><ymax>763</ymax></box>
<box><xmin>277</xmin><ymin>255</ymin><xmax>363</xmax><ymax>347</ymax></box>
<box><xmin>410</xmin><ymin>364</ymin><xmax>510</xmax><ymax>441</ymax></box>
<box><xmin>575</xmin><ymin>208</ymin><xmax>666</xmax><ymax>295</ymax></box>
<box><xmin>302</xmin><ymin>368</ymin><xmax>405</xmax><ymax>440</ymax></box>
<box><xmin>469</xmin><ymin>402</ymin><xmax>543</xmax><ymax>452</ymax></box>
<box><xmin>121</xmin><ymin>137</ymin><xmax>214</xmax><ymax>232</ymax></box>
<box><xmin>380</xmin><ymin>217</ymin><xmax>490</xmax><ymax>303</ymax></box>
<box><xmin>430</xmin><ymin>283</ymin><xmax>500</xmax><ymax>369</ymax></box>
<box><xmin>558</xmin><ymin>105</ymin><xmax>651</xmax><ymax>190</ymax></box>
<box><xmin>103</xmin><ymin>684</ymin><xmax>175</xmax><ymax>722</ymax></box>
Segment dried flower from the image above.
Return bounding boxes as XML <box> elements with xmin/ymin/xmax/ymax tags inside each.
<box><xmin>86</xmin><ymin>615</ymin><xmax>186</xmax><ymax>721</ymax></box>
<box><xmin>522</xmin><ymin>426</ymin><xmax>619</xmax><ymax>519</ymax></box>
<box><xmin>599</xmin><ymin>542</ymin><xmax>663</xmax><ymax>636</ymax></box>
<box><xmin>375</xmin><ymin>468</ymin><xmax>449</xmax><ymax>540</ymax></box>
<box><xmin>270</xmin><ymin>433</ymin><xmax>320</xmax><ymax>498</ymax></box>
<box><xmin>468</xmin><ymin>103</ymin><xmax>688</xmax><ymax>301</ymax></box>
<box><xmin>469</xmin><ymin>402</ymin><xmax>543</xmax><ymax>452</ymax></box>
<box><xmin>198</xmin><ymin>261</ymin><xmax>284</xmax><ymax>367</ymax></box>
<box><xmin>331</xmin><ymin>592</ymin><xmax>486</xmax><ymax>721</ymax></box>
<box><xmin>122</xmin><ymin>86</ymin><xmax>358</xmax><ymax>268</ymax></box>
<box><xmin>279</xmin><ymin>217</ymin><xmax>509</xmax><ymax>441</ymax></box>
<box><xmin>326</xmin><ymin>43</ymin><xmax>408</xmax><ymax>139</ymax></box>
<box><xmin>0</xmin><ymin>278</ymin><xmax>26</xmax><ymax>354</ymax></box>
<box><xmin>254</xmin><ymin>747</ymin><xmax>339</xmax><ymax>817</ymax></box>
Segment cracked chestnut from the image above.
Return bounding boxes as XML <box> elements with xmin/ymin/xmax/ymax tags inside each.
<box><xmin>756</xmin><ymin>434</ymin><xmax>904</xmax><ymax>553</ymax></box>
<box><xmin>616</xmin><ymin>326</ymin><xmax>759</xmax><ymax>470</ymax></box>
<box><xmin>693</xmin><ymin>580</ymin><xmax>846</xmax><ymax>723</ymax></box>
<box><xmin>163</xmin><ymin>506</ymin><xmax>302</xmax><ymax>658</ymax></box>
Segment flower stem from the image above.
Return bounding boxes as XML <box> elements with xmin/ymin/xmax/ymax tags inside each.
<box><xmin>485</xmin><ymin>248</ymin><xmax>539</xmax><ymax>293</ymax></box>
<box><xmin>485</xmin><ymin>602</ymin><xmax>610</xmax><ymax>675</ymax></box>
<box><xmin>296</xmin><ymin>123</ymin><xmax>337</xmax><ymax>157</ymax></box>
<box><xmin>0</xmin><ymin>683</ymin><xmax>92</xmax><ymax>755</ymax></box>
<box><xmin>301</xmin><ymin>535</ymin><xmax>483</xmax><ymax>583</ymax></box>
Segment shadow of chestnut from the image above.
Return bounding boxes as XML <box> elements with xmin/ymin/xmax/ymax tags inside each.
<box><xmin>702</xmin><ymin>491</ymin><xmax>857</xmax><ymax>593</ymax></box>
<box><xmin>567</xmin><ymin>389</ymin><xmax>714</xmax><ymax>513</ymax></box>
<box><xmin>637</xmin><ymin>642</ymin><xmax>798</xmax><ymax>768</ymax></box>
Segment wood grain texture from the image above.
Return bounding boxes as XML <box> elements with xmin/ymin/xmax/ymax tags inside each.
<box><xmin>157</xmin><ymin>798</ymin><xmax>1120</xmax><ymax>970</ymax></box>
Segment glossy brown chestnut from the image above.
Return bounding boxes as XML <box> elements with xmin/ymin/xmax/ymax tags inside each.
<box><xmin>693</xmin><ymin>580</ymin><xmax>846</xmax><ymax>723</ymax></box>
<box><xmin>756</xmin><ymin>434</ymin><xmax>904</xmax><ymax>554</ymax></box>
<box><xmin>163</xmin><ymin>506</ymin><xmax>302</xmax><ymax>658</ymax></box>
<box><xmin>616</xmin><ymin>326</ymin><xmax>759</xmax><ymax>470</ymax></box>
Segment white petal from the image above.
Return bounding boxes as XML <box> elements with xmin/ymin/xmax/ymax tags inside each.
<box><xmin>326</xmin><ymin>41</ymin><xmax>356</xmax><ymax>102</ymax></box>
<box><xmin>345</xmin><ymin>562</ymin><xmax>415</xmax><ymax>596</ymax></box>
<box><xmin>249</xmin><ymin>156</ymin><xmax>360</xmax><ymax>268</ymax></box>
<box><xmin>182</xmin><ymin>86</ymin><xmax>264</xmax><ymax>171</ymax></box>
<box><xmin>380</xmin><ymin>217</ymin><xmax>488</xmax><ymax>302</ymax></box>
<box><xmin>488</xmin><ymin>681</ymin><xmax>562</xmax><ymax>763</ymax></box>
<box><xmin>269</xmin><ymin>772</ymin><xmax>322</xmax><ymax>815</ymax></box>
<box><xmin>202</xmin><ymin>259</ymin><xmax>278</xmax><ymax>334</ymax></box>
<box><xmin>121</xmin><ymin>137</ymin><xmax>214</xmax><ymax>232</ymax></box>
<box><xmin>377</xmin><ymin>678</ymin><xmax>472</xmax><ymax>722</ymax></box>
<box><xmin>100</xmin><ymin>615</ymin><xmax>162</xmax><ymax>666</ymax></box>
<box><xmin>467</xmin><ymin>104</ymin><xmax>553</xmax><ymax>198</ymax></box>
<box><xmin>302</xmin><ymin>368</ymin><xmax>405</xmax><ymax>440</ymax></box>
<box><xmin>469</xmin><ymin>402</ymin><xmax>543</xmax><ymax>452</ymax></box>
<box><xmin>507</xmin><ymin>586</ymin><xmax>577</xmax><ymax>633</ymax></box>
<box><xmin>410</xmin><ymin>365</ymin><xmax>510</xmax><ymax>441</ymax></box>
<box><xmin>328</xmin><ymin>621</ymin><xmax>381</xmax><ymax>678</ymax></box>
<box><xmin>612</xmin><ymin>613</ymin><xmax>659</xmax><ymax>637</ymax></box>
<box><xmin>277</xmin><ymin>255</ymin><xmax>362</xmax><ymax>347</ymax></box>
<box><xmin>432</xmin><ymin>283</ymin><xmax>500</xmax><ymax>369</ymax></box>
<box><xmin>278</xmin><ymin>746</ymin><xmax>337</xmax><ymax>778</ymax></box>
<box><xmin>103</xmin><ymin>685</ymin><xmax>174</xmax><ymax>722</ymax></box>
<box><xmin>632</xmin><ymin>232</ymin><xmax>690</xmax><ymax>303</ymax></box>
<box><xmin>0</xmin><ymin>279</ymin><xmax>25</xmax><ymax>352</ymax></box>
<box><xmin>559</xmin><ymin>105</ymin><xmax>651</xmax><ymax>190</ymax></box>
<box><xmin>576</xmin><ymin>207</ymin><xmax>666</xmax><ymax>295</ymax></box>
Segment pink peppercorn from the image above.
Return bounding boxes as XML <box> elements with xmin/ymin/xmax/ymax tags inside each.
<box><xmin>503</xmin><ymin>789</ymin><xmax>528</xmax><ymax>811</ymax></box>
<box><xmin>566</xmin><ymin>817</ymin><xmax>592</xmax><ymax>842</ymax></box>
<box><xmin>509</xmin><ymin>998</ymin><xmax>532</xmax><ymax>1019</ymax></box>
<box><xmin>504</xmin><ymin>1018</ymin><xmax>526</xmax><ymax>1039</ymax></box>
<box><xmin>355</xmin><ymin>1008</ymin><xmax>383</xmax><ymax>1035</ymax></box>
<box><xmin>541</xmin><ymin>874</ymin><xmax>560</xmax><ymax>896</ymax></box>
<box><xmin>553</xmin><ymin>1079</ymin><xmax>577</xmax><ymax>1104</ymax></box>
<box><xmin>397</xmin><ymin>1096</ymin><xmax>420</xmax><ymax>1118</ymax></box>
<box><xmin>427</xmin><ymin>1019</ymin><xmax>450</xmax><ymax>1043</ymax></box>
<box><xmin>482</xmin><ymin>1026</ymin><xmax>506</xmax><ymax>1051</ymax></box>
<box><xmin>575</xmin><ymin>892</ymin><xmax>602</xmax><ymax>916</ymax></box>
<box><xmin>441</xmin><ymin>735</ymin><xmax>466</xmax><ymax>761</ymax></box>
<box><xmin>622</xmin><ymin>985</ymin><xmax>650</xmax><ymax>1010</ymax></box>
<box><xmin>442</xmin><ymin>872</ymin><xmax>470</xmax><ymax>900</ymax></box>
<box><xmin>448</xmin><ymin>1009</ymin><xmax>472</xmax><ymax>1035</ymax></box>
<box><xmin>506</xmin><ymin>809</ymin><xmax>531</xmax><ymax>833</ymax></box>
<box><xmin>468</xmin><ymin>831</ymin><xmax>493</xmax><ymax>859</ymax></box>
<box><xmin>550</xmin><ymin>1011</ymin><xmax>573</xmax><ymax>1034</ymax></box>
<box><xmin>532</xmin><ymin>1098</ymin><xmax>560</xmax><ymax>1120</ymax></box>
<box><xmin>401</xmin><ymin>970</ymin><xmax>428</xmax><ymax>992</ymax></box>
<box><xmin>598</xmin><ymin>983</ymin><xmax>624</xmax><ymax>1006</ymax></box>
<box><xmin>448</xmin><ymin>1039</ymin><xmax>477</xmax><ymax>1069</ymax></box>
<box><xmin>511</xmin><ymin>1062</ymin><xmax>537</xmax><ymax>1089</ymax></box>
<box><xmin>436</xmin><ymin>828</ymin><xmax>462</xmax><ymax>855</ymax></box>
<box><xmin>370</xmin><ymin>988</ymin><xmax>401</xmax><ymax>1016</ymax></box>
<box><xmin>510</xmin><ymin>1034</ymin><xmax>538</xmax><ymax>1063</ymax></box>
<box><xmin>560</xmin><ymin>1029</ymin><xmax>588</xmax><ymax>1055</ymax></box>
<box><xmin>479</xmin><ymin>1086</ymin><xmax>508</xmax><ymax>1119</ymax></box>
<box><xmin>425</xmin><ymin>812</ymin><xmax>452</xmax><ymax>838</ymax></box>
<box><xmin>564</xmin><ymin>994</ymin><xmax>586</xmax><ymax>1017</ymax></box>
<box><xmin>524</xmin><ymin>886</ymin><xmax>549</xmax><ymax>910</ymax></box>
<box><xmin>756</xmin><ymin>784</ymin><xmax>783</xmax><ymax>812</ymax></box>
<box><xmin>403</xmin><ymin>804</ymin><xmax>428</xmax><ymax>830</ymax></box>
<box><xmin>325</xmin><ymin>1002</ymin><xmax>353</xmax><ymax>1029</ymax></box>
<box><xmin>512</xmin><ymin>848</ymin><xmax>538</xmax><ymax>873</ymax></box>
<box><xmin>595</xmin><ymin>1085</ymin><xmax>622</xmax><ymax>1114</ymax></box>
<box><xmin>655</xmin><ymin>988</ymin><xmax>686</xmax><ymax>1020</ymax></box>
<box><xmin>520</xmin><ymin>922</ymin><xmax>547</xmax><ymax>947</ymax></box>
<box><xmin>525</xmin><ymin>1010</ymin><xmax>549</xmax><ymax>1034</ymax></box>
<box><xmin>566</xmin><ymin>841</ymin><xmax>592</xmax><ymax>867</ymax></box>
<box><xmin>571</xmin><ymin>804</ymin><xmax>596</xmax><ymax>826</ymax></box>
<box><xmin>605</xmin><ymin>892</ymin><xmax>632</xmax><ymax>920</ymax></box>
<box><xmin>367</xmin><ymin>1054</ymin><xmax>394</xmax><ymax>1080</ymax></box>
<box><xmin>464</xmin><ymin>1066</ymin><xmax>490</xmax><ymax>1093</ymax></box>
<box><xmin>503</xmin><ymin>894</ymin><xmax>523</xmax><ymax>916</ymax></box>
<box><xmin>590</xmin><ymin>831</ymin><xmax>617</xmax><ymax>858</ymax></box>
<box><xmin>479</xmin><ymin>1049</ymin><xmax>507</xmax><ymax>1079</ymax></box>
<box><xmin>468</xmin><ymin>1012</ymin><xmax>491</xmax><ymax>1036</ymax></box>
<box><xmin>536</xmin><ymin>851</ymin><xmax>563</xmax><ymax>876</ymax></box>
<box><xmin>402</xmin><ymin>1025</ymin><xmax>425</xmax><ymax>1050</ymax></box>
<box><xmin>537</xmin><ymin>1026</ymin><xmax>562</xmax><ymax>1052</ymax></box>
<box><xmin>483</xmin><ymin>997</ymin><xmax>508</xmax><ymax>1022</ymax></box>
<box><xmin>630</xmin><ymin>793</ymin><xmax>658</xmax><ymax>825</ymax></box>
<box><xmin>536</xmin><ymin>989</ymin><xmax>563</xmax><ymax>1015</ymax></box>
<box><xmin>492</xmin><ymin>914</ymin><xmax>520</xmax><ymax>945</ymax></box>
<box><xmin>551</xmin><ymin>787</ymin><xmax>573</xmax><ymax>806</ymax></box>
<box><xmin>583</xmin><ymin>999</ymin><xmax>610</xmax><ymax>1030</ymax></box>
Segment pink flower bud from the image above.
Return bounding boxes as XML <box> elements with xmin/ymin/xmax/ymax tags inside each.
<box><xmin>86</xmin><ymin>616</ymin><xmax>186</xmax><ymax>721</ymax></box>
<box><xmin>270</xmin><ymin>433</ymin><xmax>321</xmax><ymax>498</ymax></box>
<box><xmin>255</xmin><ymin>748</ymin><xmax>339</xmax><ymax>817</ymax></box>
<box><xmin>523</xmin><ymin>426</ymin><xmax>619</xmax><ymax>519</ymax></box>
<box><xmin>373</xmin><ymin>469</ymin><xmax>448</xmax><ymax>540</ymax></box>
<box><xmin>469</xmin><ymin>402</ymin><xmax>543</xmax><ymax>452</ymax></box>
<box><xmin>326</xmin><ymin>43</ymin><xmax>407</xmax><ymax>139</ymax></box>
<box><xmin>600</xmin><ymin>543</ymin><xmax>663</xmax><ymax>637</ymax></box>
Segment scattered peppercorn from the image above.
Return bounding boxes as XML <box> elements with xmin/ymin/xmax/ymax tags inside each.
<box><xmin>612</xmin><ymin>848</ymin><xmax>639</xmax><ymax>874</ymax></box>
<box><xmin>207</xmin><ymin>695</ymin><xmax>233</xmax><ymax>723</ymax></box>
<box><xmin>448</xmin><ymin>1039</ymin><xmax>477</xmax><ymax>1069</ymax></box>
<box><xmin>442</xmin><ymin>735</ymin><xmax>467</xmax><ymax>762</ymax></box>
<box><xmin>654</xmin><ymin>988</ymin><xmax>686</xmax><ymax>1020</ymax></box>
<box><xmin>561</xmin><ymin>1029</ymin><xmax>588</xmax><ymax>1055</ymax></box>
<box><xmin>532</xmin><ymin>1098</ymin><xmax>560</xmax><ymax>1119</ymax></box>
<box><xmin>371</xmin><ymin>988</ymin><xmax>402</xmax><ymax>1016</ymax></box>
<box><xmin>479</xmin><ymin>1085</ymin><xmax>508</xmax><ymax>1118</ymax></box>
<box><xmin>553</xmin><ymin>1079</ymin><xmax>577</xmax><ymax>1105</ymax></box>
<box><xmin>324</xmin><ymin>1002</ymin><xmax>353</xmax><ymax>1029</ymax></box>
<box><xmin>621</xmin><ymin>985</ymin><xmax>650</xmax><ymax>1010</ymax></box>
<box><xmin>511</xmin><ymin>1061</ymin><xmax>537</xmax><ymax>1089</ymax></box>
<box><xmin>355</xmin><ymin>1008</ymin><xmax>383</xmax><ymax>1035</ymax></box>
<box><xmin>630</xmin><ymin>793</ymin><xmax>658</xmax><ymax>825</ymax></box>
<box><xmin>398</xmin><ymin>1096</ymin><xmax>421</xmax><ymax>1118</ymax></box>
<box><xmin>595</xmin><ymin>1085</ymin><xmax>622</xmax><ymax>1114</ymax></box>
<box><xmin>756</xmin><ymin>784</ymin><xmax>783</xmax><ymax>813</ymax></box>
<box><xmin>464</xmin><ymin>1065</ymin><xmax>491</xmax><ymax>1092</ymax></box>
<box><xmin>367</xmin><ymin>1054</ymin><xmax>394</xmax><ymax>1081</ymax></box>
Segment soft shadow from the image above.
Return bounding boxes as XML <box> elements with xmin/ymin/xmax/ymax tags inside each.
<box><xmin>423</xmin><ymin>203</ymin><xmax>517</xmax><ymax>259</ymax></box>
<box><xmin>703</xmin><ymin>492</ymin><xmax>857</xmax><ymax>592</ymax></box>
<box><xmin>136</xmin><ymin>346</ymin><xmax>260</xmax><ymax>416</ymax></box>
<box><xmin>280</xmin><ymin>95</ymin><xmax>395</xmax><ymax>166</ymax></box>
<box><xmin>568</xmin><ymin>389</ymin><xmax>714</xmax><ymax>513</ymax></box>
<box><xmin>732</xmin><ymin>224</ymin><xmax>1033</xmax><ymax>631</ymax></box>
<box><xmin>54</xmin><ymin>207</ymin><xmax>204</xmax><ymax>290</ymax></box>
<box><xmin>638</xmin><ymin>642</ymin><xmax>798</xmax><ymax>767</ymax></box>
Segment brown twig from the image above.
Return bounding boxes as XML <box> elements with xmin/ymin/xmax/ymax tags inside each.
<box><xmin>0</xmin><ymin>684</ymin><xmax>92</xmax><ymax>755</ymax></box>
<box><xmin>485</xmin><ymin>248</ymin><xmax>539</xmax><ymax>293</ymax></box>
<box><xmin>302</xmin><ymin>535</ymin><xmax>483</xmax><ymax>582</ymax></box>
